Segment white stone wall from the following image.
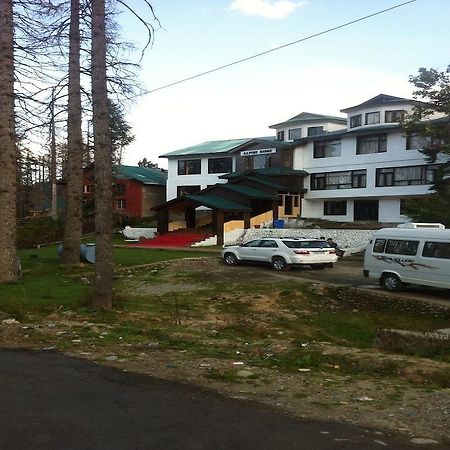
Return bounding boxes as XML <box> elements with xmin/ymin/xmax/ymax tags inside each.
<box><xmin>238</xmin><ymin>228</ymin><xmax>374</xmax><ymax>255</ymax></box>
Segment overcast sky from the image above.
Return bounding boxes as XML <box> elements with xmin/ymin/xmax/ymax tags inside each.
<box><xmin>118</xmin><ymin>0</ymin><xmax>450</xmax><ymax>167</ymax></box>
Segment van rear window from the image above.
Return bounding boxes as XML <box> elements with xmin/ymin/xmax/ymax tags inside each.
<box><xmin>385</xmin><ymin>239</ymin><xmax>419</xmax><ymax>256</ymax></box>
<box><xmin>422</xmin><ymin>242</ymin><xmax>450</xmax><ymax>259</ymax></box>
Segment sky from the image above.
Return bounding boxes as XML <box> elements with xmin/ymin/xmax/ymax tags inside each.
<box><xmin>118</xmin><ymin>0</ymin><xmax>450</xmax><ymax>168</ymax></box>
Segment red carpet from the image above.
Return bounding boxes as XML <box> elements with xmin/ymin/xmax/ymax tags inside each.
<box><xmin>135</xmin><ymin>232</ymin><xmax>212</xmax><ymax>248</ymax></box>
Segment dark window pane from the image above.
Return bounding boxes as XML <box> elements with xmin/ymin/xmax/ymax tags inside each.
<box><xmin>178</xmin><ymin>159</ymin><xmax>201</xmax><ymax>175</ymax></box>
<box><xmin>385</xmin><ymin>110</ymin><xmax>405</xmax><ymax>123</ymax></box>
<box><xmin>288</xmin><ymin>128</ymin><xmax>301</xmax><ymax>140</ymax></box>
<box><xmin>422</xmin><ymin>242</ymin><xmax>450</xmax><ymax>259</ymax></box>
<box><xmin>324</xmin><ymin>201</ymin><xmax>347</xmax><ymax>215</ymax></box>
<box><xmin>373</xmin><ymin>238</ymin><xmax>386</xmax><ymax>253</ymax></box>
<box><xmin>308</xmin><ymin>126</ymin><xmax>324</xmax><ymax>137</ymax></box>
<box><xmin>208</xmin><ymin>157</ymin><xmax>232</xmax><ymax>174</ymax></box>
<box><xmin>350</xmin><ymin>114</ymin><xmax>361</xmax><ymax>128</ymax></box>
<box><xmin>277</xmin><ymin>131</ymin><xmax>285</xmax><ymax>141</ymax></box>
<box><xmin>365</xmin><ymin>112</ymin><xmax>380</xmax><ymax>125</ymax></box>
<box><xmin>385</xmin><ymin>239</ymin><xmax>419</xmax><ymax>256</ymax></box>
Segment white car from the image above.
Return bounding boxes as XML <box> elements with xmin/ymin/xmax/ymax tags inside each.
<box><xmin>222</xmin><ymin>238</ymin><xmax>339</xmax><ymax>270</ymax></box>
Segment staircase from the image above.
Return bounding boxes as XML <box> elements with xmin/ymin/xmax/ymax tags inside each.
<box><xmin>136</xmin><ymin>229</ymin><xmax>213</xmax><ymax>248</ymax></box>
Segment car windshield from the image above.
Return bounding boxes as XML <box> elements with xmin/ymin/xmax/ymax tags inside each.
<box><xmin>282</xmin><ymin>240</ymin><xmax>331</xmax><ymax>249</ymax></box>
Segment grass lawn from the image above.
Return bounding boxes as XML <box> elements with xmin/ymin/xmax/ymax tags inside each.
<box><xmin>0</xmin><ymin>245</ymin><xmax>216</xmax><ymax>317</ymax></box>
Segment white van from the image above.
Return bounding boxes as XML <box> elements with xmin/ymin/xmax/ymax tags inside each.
<box><xmin>363</xmin><ymin>223</ymin><xmax>450</xmax><ymax>291</ymax></box>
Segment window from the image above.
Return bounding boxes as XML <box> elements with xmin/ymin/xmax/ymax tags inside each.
<box><xmin>357</xmin><ymin>134</ymin><xmax>387</xmax><ymax>154</ymax></box>
<box><xmin>373</xmin><ymin>238</ymin><xmax>386</xmax><ymax>253</ymax></box>
<box><xmin>277</xmin><ymin>130</ymin><xmax>285</xmax><ymax>141</ymax></box>
<box><xmin>350</xmin><ymin>114</ymin><xmax>362</xmax><ymax>128</ymax></box>
<box><xmin>324</xmin><ymin>201</ymin><xmax>347</xmax><ymax>216</ymax></box>
<box><xmin>252</xmin><ymin>154</ymin><xmax>272</xmax><ymax>169</ymax></box>
<box><xmin>385</xmin><ymin>239</ymin><xmax>419</xmax><ymax>256</ymax></box>
<box><xmin>307</xmin><ymin>126</ymin><xmax>324</xmax><ymax>137</ymax></box>
<box><xmin>365</xmin><ymin>111</ymin><xmax>380</xmax><ymax>125</ymax></box>
<box><xmin>178</xmin><ymin>159</ymin><xmax>201</xmax><ymax>175</ymax></box>
<box><xmin>385</xmin><ymin>110</ymin><xmax>405</xmax><ymax>123</ymax></box>
<box><xmin>116</xmin><ymin>199</ymin><xmax>127</xmax><ymax>210</ymax></box>
<box><xmin>376</xmin><ymin>165</ymin><xmax>439</xmax><ymax>187</ymax></box>
<box><xmin>288</xmin><ymin>128</ymin><xmax>302</xmax><ymax>140</ymax></box>
<box><xmin>422</xmin><ymin>242</ymin><xmax>450</xmax><ymax>259</ymax></box>
<box><xmin>351</xmin><ymin>170</ymin><xmax>366</xmax><ymax>188</ymax></box>
<box><xmin>177</xmin><ymin>185</ymin><xmax>201</xmax><ymax>197</ymax></box>
<box><xmin>242</xmin><ymin>240</ymin><xmax>262</xmax><ymax>247</ymax></box>
<box><xmin>311</xmin><ymin>170</ymin><xmax>366</xmax><ymax>190</ymax></box>
<box><xmin>405</xmin><ymin>133</ymin><xmax>438</xmax><ymax>150</ymax></box>
<box><xmin>313</xmin><ymin>139</ymin><xmax>341</xmax><ymax>158</ymax></box>
<box><xmin>208</xmin><ymin>157</ymin><xmax>232</xmax><ymax>174</ymax></box>
<box><xmin>258</xmin><ymin>240</ymin><xmax>278</xmax><ymax>248</ymax></box>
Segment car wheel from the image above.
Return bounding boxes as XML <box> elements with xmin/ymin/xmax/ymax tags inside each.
<box><xmin>272</xmin><ymin>256</ymin><xmax>288</xmax><ymax>271</ymax></box>
<box><xmin>223</xmin><ymin>253</ymin><xmax>238</xmax><ymax>266</ymax></box>
<box><xmin>311</xmin><ymin>264</ymin><xmax>325</xmax><ymax>270</ymax></box>
<box><xmin>381</xmin><ymin>273</ymin><xmax>403</xmax><ymax>291</ymax></box>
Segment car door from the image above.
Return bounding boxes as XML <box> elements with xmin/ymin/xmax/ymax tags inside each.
<box><xmin>237</xmin><ymin>240</ymin><xmax>262</xmax><ymax>261</ymax></box>
<box><xmin>255</xmin><ymin>239</ymin><xmax>280</xmax><ymax>262</ymax></box>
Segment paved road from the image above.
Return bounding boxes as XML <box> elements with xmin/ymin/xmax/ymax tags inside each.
<box><xmin>0</xmin><ymin>349</ymin><xmax>441</xmax><ymax>450</ymax></box>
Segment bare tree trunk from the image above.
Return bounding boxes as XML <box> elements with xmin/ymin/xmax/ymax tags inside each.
<box><xmin>92</xmin><ymin>0</ymin><xmax>113</xmax><ymax>309</ymax></box>
<box><xmin>50</xmin><ymin>89</ymin><xmax>58</xmax><ymax>220</ymax></box>
<box><xmin>61</xmin><ymin>0</ymin><xmax>83</xmax><ymax>264</ymax></box>
<box><xmin>0</xmin><ymin>0</ymin><xmax>17</xmax><ymax>283</ymax></box>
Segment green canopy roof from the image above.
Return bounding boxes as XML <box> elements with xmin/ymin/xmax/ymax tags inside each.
<box><xmin>188</xmin><ymin>194</ymin><xmax>251</xmax><ymax>211</ymax></box>
<box><xmin>221</xmin><ymin>184</ymin><xmax>274</xmax><ymax>199</ymax></box>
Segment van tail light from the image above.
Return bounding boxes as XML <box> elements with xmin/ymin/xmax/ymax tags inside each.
<box><xmin>294</xmin><ymin>250</ymin><xmax>310</xmax><ymax>255</ymax></box>
<box><xmin>329</xmin><ymin>249</ymin><xmax>336</xmax><ymax>254</ymax></box>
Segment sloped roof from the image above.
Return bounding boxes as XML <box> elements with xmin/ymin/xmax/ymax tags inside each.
<box><xmin>116</xmin><ymin>165</ymin><xmax>167</xmax><ymax>185</ymax></box>
<box><xmin>221</xmin><ymin>184</ymin><xmax>274</xmax><ymax>199</ymax></box>
<box><xmin>269</xmin><ymin>112</ymin><xmax>346</xmax><ymax>129</ymax></box>
<box><xmin>160</xmin><ymin>138</ymin><xmax>253</xmax><ymax>158</ymax></box>
<box><xmin>188</xmin><ymin>194</ymin><xmax>252</xmax><ymax>211</ymax></box>
<box><xmin>340</xmin><ymin>94</ymin><xmax>418</xmax><ymax>113</ymax></box>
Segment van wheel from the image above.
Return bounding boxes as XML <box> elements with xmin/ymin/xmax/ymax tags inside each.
<box><xmin>381</xmin><ymin>274</ymin><xmax>403</xmax><ymax>291</ymax></box>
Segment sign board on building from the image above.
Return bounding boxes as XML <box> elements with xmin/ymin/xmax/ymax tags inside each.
<box><xmin>240</xmin><ymin>148</ymin><xmax>276</xmax><ymax>157</ymax></box>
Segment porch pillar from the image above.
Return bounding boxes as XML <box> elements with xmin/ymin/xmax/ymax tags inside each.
<box><xmin>157</xmin><ymin>208</ymin><xmax>169</xmax><ymax>234</ymax></box>
<box><xmin>216</xmin><ymin>210</ymin><xmax>225</xmax><ymax>246</ymax></box>
<box><xmin>243</xmin><ymin>211</ymin><xmax>251</xmax><ymax>229</ymax></box>
<box><xmin>272</xmin><ymin>200</ymin><xmax>279</xmax><ymax>223</ymax></box>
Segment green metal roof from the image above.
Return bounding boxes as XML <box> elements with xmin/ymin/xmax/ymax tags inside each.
<box><xmin>188</xmin><ymin>194</ymin><xmax>252</xmax><ymax>211</ymax></box>
<box><xmin>115</xmin><ymin>165</ymin><xmax>167</xmax><ymax>185</ymax></box>
<box><xmin>159</xmin><ymin>136</ymin><xmax>279</xmax><ymax>158</ymax></box>
<box><xmin>221</xmin><ymin>184</ymin><xmax>274</xmax><ymax>199</ymax></box>
<box><xmin>160</xmin><ymin>138</ymin><xmax>253</xmax><ymax>158</ymax></box>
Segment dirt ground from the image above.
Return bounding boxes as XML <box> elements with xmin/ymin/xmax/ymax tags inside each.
<box><xmin>1</xmin><ymin>256</ymin><xmax>449</xmax><ymax>444</ymax></box>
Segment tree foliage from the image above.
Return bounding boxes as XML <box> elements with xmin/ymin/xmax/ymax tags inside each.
<box><xmin>401</xmin><ymin>65</ymin><xmax>450</xmax><ymax>226</ymax></box>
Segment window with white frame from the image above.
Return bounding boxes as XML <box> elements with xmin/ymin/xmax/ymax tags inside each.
<box><xmin>313</xmin><ymin>139</ymin><xmax>341</xmax><ymax>158</ymax></box>
<box><xmin>365</xmin><ymin>111</ymin><xmax>380</xmax><ymax>125</ymax></box>
<box><xmin>385</xmin><ymin>110</ymin><xmax>405</xmax><ymax>123</ymax></box>
<box><xmin>357</xmin><ymin>134</ymin><xmax>387</xmax><ymax>154</ymax></box>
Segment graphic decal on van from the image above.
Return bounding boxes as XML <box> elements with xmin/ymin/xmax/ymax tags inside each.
<box><xmin>374</xmin><ymin>255</ymin><xmax>438</xmax><ymax>270</ymax></box>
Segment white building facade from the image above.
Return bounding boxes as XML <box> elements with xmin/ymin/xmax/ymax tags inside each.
<box><xmin>160</xmin><ymin>95</ymin><xmax>446</xmax><ymax>224</ymax></box>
